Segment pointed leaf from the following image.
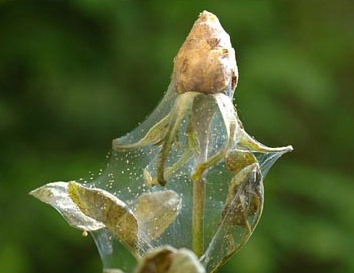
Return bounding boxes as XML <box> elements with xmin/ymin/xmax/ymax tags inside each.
<box><xmin>30</xmin><ymin>182</ymin><xmax>104</xmax><ymax>231</ymax></box>
<box><xmin>68</xmin><ymin>182</ymin><xmax>138</xmax><ymax>251</ymax></box>
<box><xmin>113</xmin><ymin>114</ymin><xmax>170</xmax><ymax>151</ymax></box>
<box><xmin>203</xmin><ymin>164</ymin><xmax>264</xmax><ymax>273</ymax></box>
<box><xmin>238</xmin><ymin>129</ymin><xmax>293</xmax><ymax>153</ymax></box>
<box><xmin>157</xmin><ymin>92</ymin><xmax>199</xmax><ymax>185</ymax></box>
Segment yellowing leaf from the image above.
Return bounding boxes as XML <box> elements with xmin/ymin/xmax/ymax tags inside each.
<box><xmin>68</xmin><ymin>181</ymin><xmax>138</xmax><ymax>251</ymax></box>
<box><xmin>135</xmin><ymin>190</ymin><xmax>182</xmax><ymax>242</ymax></box>
<box><xmin>30</xmin><ymin>182</ymin><xmax>104</xmax><ymax>231</ymax></box>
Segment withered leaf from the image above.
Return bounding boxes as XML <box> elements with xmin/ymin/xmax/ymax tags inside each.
<box><xmin>30</xmin><ymin>182</ymin><xmax>104</xmax><ymax>231</ymax></box>
<box><xmin>135</xmin><ymin>190</ymin><xmax>182</xmax><ymax>242</ymax></box>
<box><xmin>191</xmin><ymin>93</ymin><xmax>239</xmax><ymax>181</ymax></box>
<box><xmin>204</xmin><ymin>164</ymin><xmax>264</xmax><ymax>273</ymax></box>
<box><xmin>112</xmin><ymin>114</ymin><xmax>170</xmax><ymax>151</ymax></box>
<box><xmin>156</xmin><ymin>92</ymin><xmax>199</xmax><ymax>186</ymax></box>
<box><xmin>222</xmin><ymin>163</ymin><xmax>263</xmax><ymax>232</ymax></box>
<box><xmin>68</xmin><ymin>181</ymin><xmax>138</xmax><ymax>251</ymax></box>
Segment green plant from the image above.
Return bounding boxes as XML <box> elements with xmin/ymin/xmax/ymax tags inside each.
<box><xmin>30</xmin><ymin>11</ymin><xmax>292</xmax><ymax>273</ymax></box>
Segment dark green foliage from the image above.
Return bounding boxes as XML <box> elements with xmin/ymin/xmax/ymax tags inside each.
<box><xmin>0</xmin><ymin>1</ymin><xmax>353</xmax><ymax>273</ymax></box>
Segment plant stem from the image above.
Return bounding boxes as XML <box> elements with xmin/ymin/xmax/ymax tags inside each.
<box><xmin>193</xmin><ymin>176</ymin><xmax>206</xmax><ymax>257</ymax></box>
<box><xmin>191</xmin><ymin>96</ymin><xmax>214</xmax><ymax>257</ymax></box>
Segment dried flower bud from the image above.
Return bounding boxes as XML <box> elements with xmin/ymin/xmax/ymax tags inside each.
<box><xmin>134</xmin><ymin>246</ymin><xmax>205</xmax><ymax>273</ymax></box>
<box><xmin>173</xmin><ymin>11</ymin><xmax>238</xmax><ymax>95</ymax></box>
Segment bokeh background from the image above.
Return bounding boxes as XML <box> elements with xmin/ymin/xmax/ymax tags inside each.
<box><xmin>1</xmin><ymin>1</ymin><xmax>353</xmax><ymax>273</ymax></box>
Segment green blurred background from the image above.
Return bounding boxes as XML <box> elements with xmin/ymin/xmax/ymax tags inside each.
<box><xmin>1</xmin><ymin>1</ymin><xmax>353</xmax><ymax>273</ymax></box>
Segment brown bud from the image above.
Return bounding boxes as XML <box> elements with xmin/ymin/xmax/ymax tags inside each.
<box><xmin>173</xmin><ymin>11</ymin><xmax>238</xmax><ymax>95</ymax></box>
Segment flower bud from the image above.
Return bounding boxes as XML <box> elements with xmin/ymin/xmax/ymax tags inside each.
<box><xmin>173</xmin><ymin>11</ymin><xmax>238</xmax><ymax>95</ymax></box>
